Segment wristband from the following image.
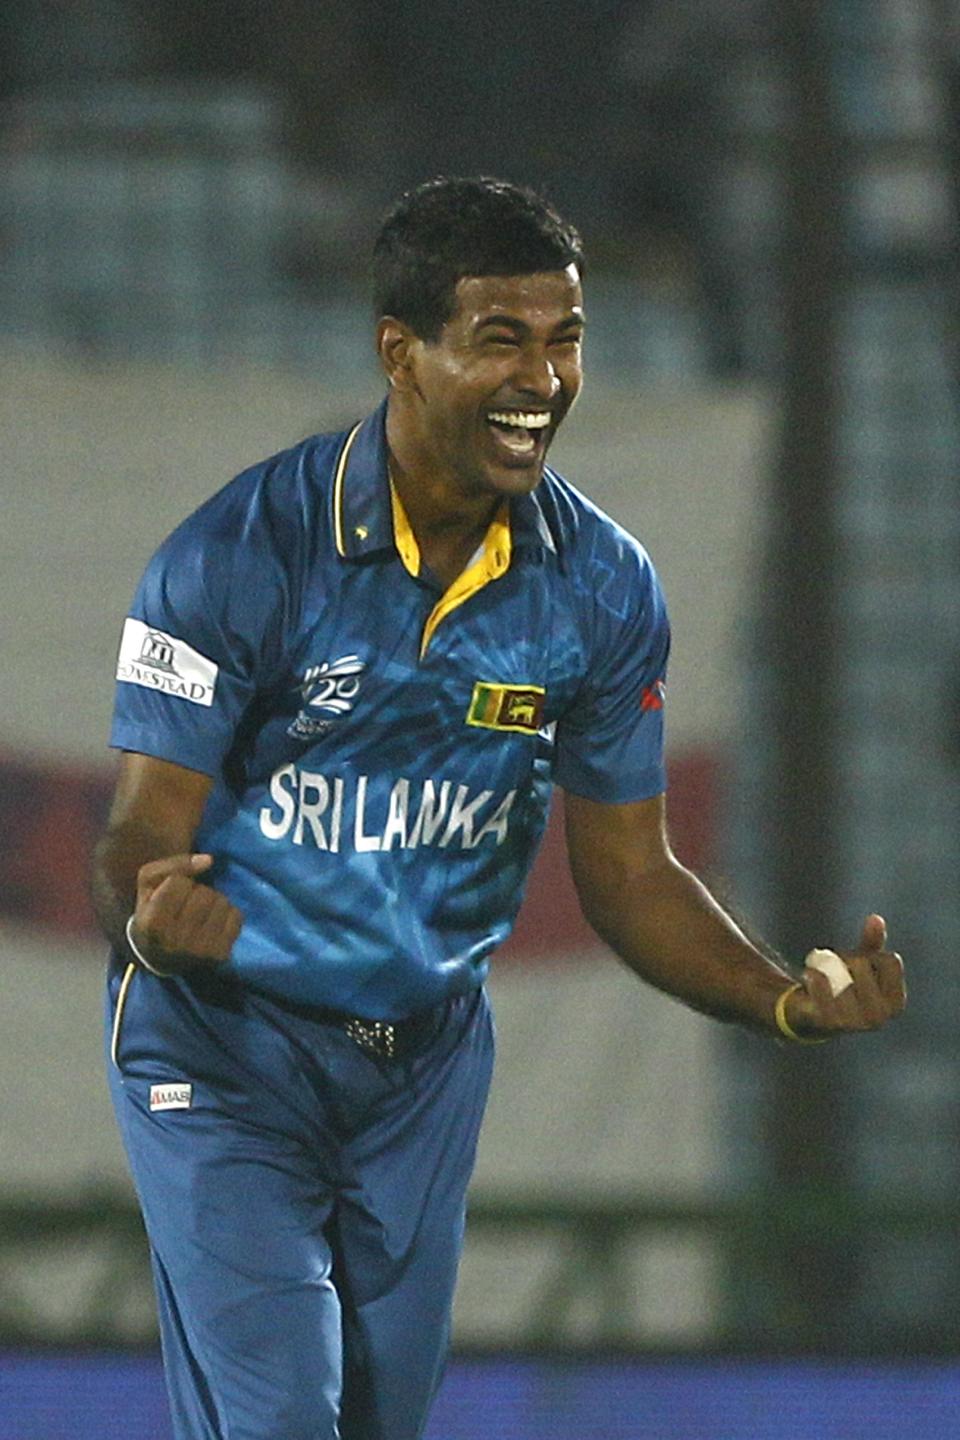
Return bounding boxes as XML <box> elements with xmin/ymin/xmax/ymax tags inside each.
<box><xmin>125</xmin><ymin>914</ymin><xmax>177</xmax><ymax>979</ymax></box>
<box><xmin>774</xmin><ymin>982</ymin><xmax>827</xmax><ymax>1045</ymax></box>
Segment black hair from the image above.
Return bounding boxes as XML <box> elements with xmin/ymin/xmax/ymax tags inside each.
<box><xmin>372</xmin><ymin>175</ymin><xmax>584</xmax><ymax>341</ymax></box>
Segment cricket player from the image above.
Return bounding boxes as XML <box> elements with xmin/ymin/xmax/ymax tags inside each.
<box><xmin>92</xmin><ymin>176</ymin><xmax>906</xmax><ymax>1440</ymax></box>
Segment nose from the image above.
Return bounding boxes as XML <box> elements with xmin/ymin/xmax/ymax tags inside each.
<box><xmin>513</xmin><ymin>347</ymin><xmax>561</xmax><ymax>402</ymax></box>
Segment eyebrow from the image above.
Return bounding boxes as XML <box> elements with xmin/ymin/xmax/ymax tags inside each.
<box><xmin>474</xmin><ymin>312</ymin><xmax>586</xmax><ymax>335</ymax></box>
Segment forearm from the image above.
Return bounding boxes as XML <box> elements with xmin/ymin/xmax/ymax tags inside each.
<box><xmin>91</xmin><ymin>753</ymin><xmax>214</xmax><ymax>953</ymax></box>
<box><xmin>565</xmin><ymin>792</ymin><xmax>904</xmax><ymax>1042</ymax></box>
<box><xmin>90</xmin><ymin>822</ymin><xmax>168</xmax><ymax>951</ymax></box>
<box><xmin>578</xmin><ymin>853</ymin><xmax>794</xmax><ymax>1035</ymax></box>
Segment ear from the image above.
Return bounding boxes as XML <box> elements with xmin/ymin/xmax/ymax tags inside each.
<box><xmin>377</xmin><ymin>317</ymin><xmax>420</xmax><ymax>391</ymax></box>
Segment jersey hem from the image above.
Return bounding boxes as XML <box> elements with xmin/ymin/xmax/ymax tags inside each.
<box><xmin>555</xmin><ymin>763</ymin><xmax>667</xmax><ymax>806</ymax></box>
<box><xmin>109</xmin><ymin>720</ymin><xmax>222</xmax><ymax>778</ymax></box>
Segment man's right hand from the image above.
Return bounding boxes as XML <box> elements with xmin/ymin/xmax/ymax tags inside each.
<box><xmin>130</xmin><ymin>853</ymin><xmax>243</xmax><ymax>975</ymax></box>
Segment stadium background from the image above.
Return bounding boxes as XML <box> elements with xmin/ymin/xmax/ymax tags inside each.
<box><xmin>2</xmin><ymin>1</ymin><xmax>959</xmax><ymax>1435</ymax></box>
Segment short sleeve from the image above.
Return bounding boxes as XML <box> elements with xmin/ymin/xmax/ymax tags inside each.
<box><xmin>110</xmin><ymin>487</ymin><xmax>287</xmax><ymax>776</ymax></box>
<box><xmin>553</xmin><ymin>533</ymin><xmax>670</xmax><ymax>804</ymax></box>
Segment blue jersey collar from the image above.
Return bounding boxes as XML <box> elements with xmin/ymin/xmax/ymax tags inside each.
<box><xmin>333</xmin><ymin>398</ymin><xmax>557</xmax><ymax>562</ymax></box>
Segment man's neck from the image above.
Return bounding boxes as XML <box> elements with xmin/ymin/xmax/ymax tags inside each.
<box><xmin>389</xmin><ymin>454</ymin><xmax>498</xmax><ymax>590</ymax></box>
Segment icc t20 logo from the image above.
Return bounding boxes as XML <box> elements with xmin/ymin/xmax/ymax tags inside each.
<box><xmin>288</xmin><ymin>655</ymin><xmax>366</xmax><ymax>739</ymax></box>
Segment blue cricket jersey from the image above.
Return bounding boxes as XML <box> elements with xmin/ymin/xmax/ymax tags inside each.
<box><xmin>110</xmin><ymin>399</ymin><xmax>670</xmax><ymax>1018</ymax></box>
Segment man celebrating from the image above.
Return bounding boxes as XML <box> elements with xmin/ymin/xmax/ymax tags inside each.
<box><xmin>93</xmin><ymin>176</ymin><xmax>905</xmax><ymax>1440</ymax></box>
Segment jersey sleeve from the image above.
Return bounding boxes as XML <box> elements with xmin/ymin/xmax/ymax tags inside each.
<box><xmin>110</xmin><ymin>486</ymin><xmax>288</xmax><ymax>776</ymax></box>
<box><xmin>553</xmin><ymin>530</ymin><xmax>670</xmax><ymax>804</ymax></box>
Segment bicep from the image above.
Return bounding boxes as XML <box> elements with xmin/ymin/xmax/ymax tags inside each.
<box><xmin>105</xmin><ymin>751</ymin><xmax>215</xmax><ymax>855</ymax></box>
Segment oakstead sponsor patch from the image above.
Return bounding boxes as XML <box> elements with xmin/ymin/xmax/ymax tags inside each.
<box><xmin>149</xmin><ymin>1082</ymin><xmax>193</xmax><ymax>1112</ymax></box>
<box><xmin>116</xmin><ymin>618</ymin><xmax>218</xmax><ymax>707</ymax></box>
<box><xmin>466</xmin><ymin>682</ymin><xmax>545</xmax><ymax>736</ymax></box>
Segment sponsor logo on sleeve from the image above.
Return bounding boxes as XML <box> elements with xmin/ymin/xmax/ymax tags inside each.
<box><xmin>466</xmin><ymin>682</ymin><xmax>546</xmax><ymax>736</ymax></box>
<box><xmin>149</xmin><ymin>1082</ymin><xmax>193</xmax><ymax>1112</ymax></box>
<box><xmin>116</xmin><ymin>618</ymin><xmax>218</xmax><ymax>707</ymax></box>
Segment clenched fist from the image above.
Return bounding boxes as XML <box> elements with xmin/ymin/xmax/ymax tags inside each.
<box><xmin>129</xmin><ymin>853</ymin><xmax>243</xmax><ymax>977</ymax></box>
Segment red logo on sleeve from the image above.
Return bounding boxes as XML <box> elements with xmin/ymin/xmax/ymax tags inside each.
<box><xmin>640</xmin><ymin>680</ymin><xmax>666</xmax><ymax>712</ymax></box>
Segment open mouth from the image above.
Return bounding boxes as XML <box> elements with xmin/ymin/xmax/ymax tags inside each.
<box><xmin>485</xmin><ymin>409</ymin><xmax>552</xmax><ymax>463</ymax></box>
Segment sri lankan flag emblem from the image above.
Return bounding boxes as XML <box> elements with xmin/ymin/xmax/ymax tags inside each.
<box><xmin>466</xmin><ymin>682</ymin><xmax>546</xmax><ymax>736</ymax></box>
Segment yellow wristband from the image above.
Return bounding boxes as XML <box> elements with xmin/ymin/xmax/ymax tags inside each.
<box><xmin>774</xmin><ymin>982</ymin><xmax>827</xmax><ymax>1045</ymax></box>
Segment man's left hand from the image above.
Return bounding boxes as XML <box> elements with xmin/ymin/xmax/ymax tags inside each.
<box><xmin>784</xmin><ymin>914</ymin><xmax>906</xmax><ymax>1039</ymax></box>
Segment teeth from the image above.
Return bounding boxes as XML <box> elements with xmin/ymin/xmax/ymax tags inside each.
<box><xmin>488</xmin><ymin>410</ymin><xmax>552</xmax><ymax>429</ymax></box>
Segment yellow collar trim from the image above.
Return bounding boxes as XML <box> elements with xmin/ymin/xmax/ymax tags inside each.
<box><xmin>389</xmin><ymin>481</ymin><xmax>511</xmax><ymax>659</ymax></box>
<box><xmin>390</xmin><ymin>478</ymin><xmax>422</xmax><ymax>577</ymax></box>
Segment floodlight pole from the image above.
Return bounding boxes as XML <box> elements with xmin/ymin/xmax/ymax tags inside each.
<box><xmin>762</xmin><ymin>0</ymin><xmax>854</xmax><ymax>1346</ymax></box>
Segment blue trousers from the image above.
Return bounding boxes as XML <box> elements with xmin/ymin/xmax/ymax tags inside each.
<box><xmin>105</xmin><ymin>962</ymin><xmax>494</xmax><ymax>1440</ymax></box>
